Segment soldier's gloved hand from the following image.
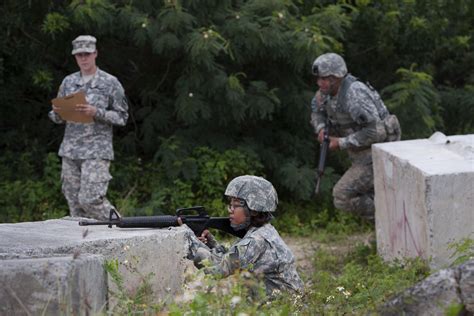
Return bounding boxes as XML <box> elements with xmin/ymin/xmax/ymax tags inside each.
<box><xmin>76</xmin><ymin>103</ymin><xmax>97</xmax><ymax>117</ymax></box>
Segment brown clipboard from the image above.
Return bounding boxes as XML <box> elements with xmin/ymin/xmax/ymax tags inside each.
<box><xmin>51</xmin><ymin>91</ymin><xmax>93</xmax><ymax>123</ymax></box>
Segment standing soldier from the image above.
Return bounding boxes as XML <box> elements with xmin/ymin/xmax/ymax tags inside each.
<box><xmin>49</xmin><ymin>35</ymin><xmax>128</xmax><ymax>220</ymax></box>
<box><xmin>310</xmin><ymin>53</ymin><xmax>401</xmax><ymax>219</ymax></box>
<box><xmin>183</xmin><ymin>175</ymin><xmax>304</xmax><ymax>296</ymax></box>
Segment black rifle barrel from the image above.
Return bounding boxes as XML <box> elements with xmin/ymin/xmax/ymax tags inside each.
<box><xmin>315</xmin><ymin>125</ymin><xmax>330</xmax><ymax>195</ymax></box>
<box><xmin>79</xmin><ymin>215</ymin><xmax>178</xmax><ymax>228</ymax></box>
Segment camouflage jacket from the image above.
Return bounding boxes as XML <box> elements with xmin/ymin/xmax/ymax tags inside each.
<box><xmin>310</xmin><ymin>75</ymin><xmax>389</xmax><ymax>156</ymax></box>
<box><xmin>197</xmin><ymin>224</ymin><xmax>304</xmax><ymax>295</ymax></box>
<box><xmin>48</xmin><ymin>68</ymin><xmax>128</xmax><ymax>160</ymax></box>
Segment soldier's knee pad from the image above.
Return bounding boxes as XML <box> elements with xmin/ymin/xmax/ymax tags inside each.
<box><xmin>332</xmin><ymin>184</ymin><xmax>351</xmax><ymax>211</ymax></box>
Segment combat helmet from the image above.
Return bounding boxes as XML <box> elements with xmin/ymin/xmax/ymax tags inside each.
<box><xmin>225</xmin><ymin>175</ymin><xmax>278</xmax><ymax>213</ymax></box>
<box><xmin>312</xmin><ymin>53</ymin><xmax>347</xmax><ymax>78</ymax></box>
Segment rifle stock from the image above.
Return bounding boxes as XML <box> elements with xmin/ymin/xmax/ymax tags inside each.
<box><xmin>78</xmin><ymin>206</ymin><xmax>246</xmax><ymax>239</ymax></box>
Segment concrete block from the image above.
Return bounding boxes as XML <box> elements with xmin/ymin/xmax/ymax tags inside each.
<box><xmin>0</xmin><ymin>255</ymin><xmax>106</xmax><ymax>316</ymax></box>
<box><xmin>373</xmin><ymin>133</ymin><xmax>474</xmax><ymax>269</ymax></box>
<box><xmin>0</xmin><ymin>217</ymin><xmax>190</xmax><ymax>313</ymax></box>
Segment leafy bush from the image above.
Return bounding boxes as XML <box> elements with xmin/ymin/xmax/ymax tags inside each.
<box><xmin>97</xmin><ymin>141</ymin><xmax>266</xmax><ymax>218</ymax></box>
<box><xmin>382</xmin><ymin>66</ymin><xmax>443</xmax><ymax>139</ymax></box>
<box><xmin>0</xmin><ymin>152</ymin><xmax>65</xmax><ymax>222</ymax></box>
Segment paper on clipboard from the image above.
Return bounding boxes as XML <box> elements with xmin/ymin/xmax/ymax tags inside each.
<box><xmin>51</xmin><ymin>91</ymin><xmax>93</xmax><ymax>123</ymax></box>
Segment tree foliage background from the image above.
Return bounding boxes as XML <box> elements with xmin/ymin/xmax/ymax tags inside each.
<box><xmin>1</xmin><ymin>0</ymin><xmax>473</xmax><ymax>222</ymax></box>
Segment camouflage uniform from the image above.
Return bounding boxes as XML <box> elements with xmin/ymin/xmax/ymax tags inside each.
<box><xmin>185</xmin><ymin>223</ymin><xmax>303</xmax><ymax>296</ymax></box>
<box><xmin>310</xmin><ymin>53</ymin><xmax>400</xmax><ymax>218</ymax></box>
<box><xmin>49</xmin><ymin>36</ymin><xmax>128</xmax><ymax>220</ymax></box>
<box><xmin>185</xmin><ymin>175</ymin><xmax>304</xmax><ymax>296</ymax></box>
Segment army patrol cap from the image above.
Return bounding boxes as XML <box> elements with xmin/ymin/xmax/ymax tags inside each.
<box><xmin>71</xmin><ymin>35</ymin><xmax>97</xmax><ymax>55</ymax></box>
<box><xmin>312</xmin><ymin>53</ymin><xmax>347</xmax><ymax>78</ymax></box>
<box><xmin>225</xmin><ymin>175</ymin><xmax>278</xmax><ymax>213</ymax></box>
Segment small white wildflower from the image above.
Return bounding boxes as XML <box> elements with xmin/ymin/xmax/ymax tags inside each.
<box><xmin>270</xmin><ymin>288</ymin><xmax>282</xmax><ymax>297</ymax></box>
<box><xmin>336</xmin><ymin>286</ymin><xmax>345</xmax><ymax>292</ymax></box>
<box><xmin>188</xmin><ymin>92</ymin><xmax>194</xmax><ymax>97</ymax></box>
<box><xmin>343</xmin><ymin>290</ymin><xmax>351</xmax><ymax>298</ymax></box>
<box><xmin>230</xmin><ymin>296</ymin><xmax>241</xmax><ymax>308</ymax></box>
<box><xmin>141</xmin><ymin>23</ymin><xmax>147</xmax><ymax>28</ymax></box>
<box><xmin>123</xmin><ymin>260</ymin><xmax>128</xmax><ymax>264</ymax></box>
<box><xmin>326</xmin><ymin>295</ymin><xmax>335</xmax><ymax>302</ymax></box>
<box><xmin>236</xmin><ymin>15</ymin><xmax>240</xmax><ymax>19</ymax></box>
<box><xmin>203</xmin><ymin>32</ymin><xmax>209</xmax><ymax>39</ymax></box>
<box><xmin>123</xmin><ymin>245</ymin><xmax>130</xmax><ymax>251</ymax></box>
<box><xmin>278</xmin><ymin>12</ymin><xmax>284</xmax><ymax>19</ymax></box>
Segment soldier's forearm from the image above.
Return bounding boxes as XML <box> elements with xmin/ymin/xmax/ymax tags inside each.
<box><xmin>94</xmin><ymin>108</ymin><xmax>128</xmax><ymax>126</ymax></box>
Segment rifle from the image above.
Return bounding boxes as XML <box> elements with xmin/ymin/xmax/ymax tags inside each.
<box><xmin>315</xmin><ymin>121</ymin><xmax>330</xmax><ymax>195</ymax></box>
<box><xmin>78</xmin><ymin>206</ymin><xmax>246</xmax><ymax>239</ymax></box>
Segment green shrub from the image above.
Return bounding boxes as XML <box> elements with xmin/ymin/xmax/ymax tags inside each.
<box><xmin>125</xmin><ymin>143</ymin><xmax>265</xmax><ymax>217</ymax></box>
<box><xmin>0</xmin><ymin>152</ymin><xmax>65</xmax><ymax>222</ymax></box>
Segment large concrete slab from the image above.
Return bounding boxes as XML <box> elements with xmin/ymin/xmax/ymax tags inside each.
<box><xmin>373</xmin><ymin>133</ymin><xmax>474</xmax><ymax>269</ymax></box>
<box><xmin>0</xmin><ymin>255</ymin><xmax>106</xmax><ymax>316</ymax></box>
<box><xmin>0</xmin><ymin>217</ymin><xmax>190</xmax><ymax>314</ymax></box>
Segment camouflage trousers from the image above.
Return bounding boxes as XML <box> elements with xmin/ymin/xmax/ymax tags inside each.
<box><xmin>61</xmin><ymin>157</ymin><xmax>114</xmax><ymax>220</ymax></box>
<box><xmin>333</xmin><ymin>161</ymin><xmax>374</xmax><ymax>219</ymax></box>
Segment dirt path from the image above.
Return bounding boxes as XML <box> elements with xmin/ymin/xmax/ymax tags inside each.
<box><xmin>284</xmin><ymin>232</ymin><xmax>374</xmax><ymax>277</ymax></box>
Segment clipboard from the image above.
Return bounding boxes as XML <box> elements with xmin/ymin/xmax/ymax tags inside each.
<box><xmin>51</xmin><ymin>91</ymin><xmax>93</xmax><ymax>123</ymax></box>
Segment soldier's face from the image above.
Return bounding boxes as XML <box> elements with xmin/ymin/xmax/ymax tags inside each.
<box><xmin>74</xmin><ymin>51</ymin><xmax>97</xmax><ymax>75</ymax></box>
<box><xmin>228</xmin><ymin>198</ymin><xmax>248</xmax><ymax>225</ymax></box>
<box><xmin>317</xmin><ymin>76</ymin><xmax>341</xmax><ymax>96</ymax></box>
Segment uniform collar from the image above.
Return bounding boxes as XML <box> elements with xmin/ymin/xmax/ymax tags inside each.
<box><xmin>74</xmin><ymin>67</ymin><xmax>102</xmax><ymax>87</ymax></box>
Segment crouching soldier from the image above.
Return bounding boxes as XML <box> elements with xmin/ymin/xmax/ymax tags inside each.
<box><xmin>182</xmin><ymin>175</ymin><xmax>304</xmax><ymax>296</ymax></box>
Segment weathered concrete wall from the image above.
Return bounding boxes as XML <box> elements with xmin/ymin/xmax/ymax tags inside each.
<box><xmin>0</xmin><ymin>255</ymin><xmax>107</xmax><ymax>315</ymax></box>
<box><xmin>373</xmin><ymin>133</ymin><xmax>474</xmax><ymax>269</ymax></box>
<box><xmin>0</xmin><ymin>217</ymin><xmax>190</xmax><ymax>315</ymax></box>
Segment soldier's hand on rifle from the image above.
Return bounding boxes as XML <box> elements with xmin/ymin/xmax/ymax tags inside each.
<box><xmin>329</xmin><ymin>136</ymin><xmax>340</xmax><ymax>151</ymax></box>
<box><xmin>198</xmin><ymin>229</ymin><xmax>212</xmax><ymax>244</ymax></box>
<box><xmin>199</xmin><ymin>229</ymin><xmax>218</xmax><ymax>248</ymax></box>
<box><xmin>317</xmin><ymin>129</ymin><xmax>325</xmax><ymax>143</ymax></box>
